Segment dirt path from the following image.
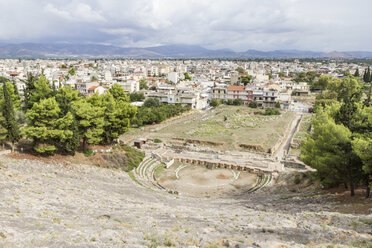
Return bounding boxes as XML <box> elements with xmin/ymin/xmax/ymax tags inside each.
<box><xmin>273</xmin><ymin>113</ymin><xmax>302</xmax><ymax>160</ymax></box>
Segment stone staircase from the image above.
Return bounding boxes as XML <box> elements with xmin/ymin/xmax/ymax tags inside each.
<box><xmin>133</xmin><ymin>156</ymin><xmax>166</xmax><ymax>192</ymax></box>
<box><xmin>246</xmin><ymin>173</ymin><xmax>272</xmax><ymax>193</ymax></box>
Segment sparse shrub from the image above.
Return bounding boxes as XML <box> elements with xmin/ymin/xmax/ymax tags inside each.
<box><xmin>84</xmin><ymin>149</ymin><xmax>95</xmax><ymax>157</ymax></box>
<box><xmin>294</xmin><ymin>174</ymin><xmax>301</xmax><ymax>184</ymax></box>
<box><xmin>121</xmin><ymin>144</ymin><xmax>145</xmax><ymax>171</ymax></box>
<box><xmin>144</xmin><ymin>233</ymin><xmax>161</xmax><ymax>248</ymax></box>
<box><xmin>154</xmin><ymin>138</ymin><xmax>162</xmax><ymax>143</ymax></box>
<box><xmin>164</xmin><ymin>236</ymin><xmax>175</xmax><ymax>247</ymax></box>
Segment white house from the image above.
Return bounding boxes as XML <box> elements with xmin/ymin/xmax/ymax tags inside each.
<box><xmin>167</xmin><ymin>72</ymin><xmax>178</xmax><ymax>83</ymax></box>
<box><xmin>120</xmin><ymin>80</ymin><xmax>139</xmax><ymax>93</ymax></box>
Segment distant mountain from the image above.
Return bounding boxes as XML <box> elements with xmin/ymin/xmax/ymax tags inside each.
<box><xmin>241</xmin><ymin>49</ymin><xmax>323</xmax><ymax>58</ymax></box>
<box><xmin>0</xmin><ymin>43</ymin><xmax>372</xmax><ymax>59</ymax></box>
<box><xmin>322</xmin><ymin>51</ymin><xmax>372</xmax><ymax>59</ymax></box>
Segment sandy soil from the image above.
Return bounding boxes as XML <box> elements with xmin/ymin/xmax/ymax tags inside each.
<box><xmin>157</xmin><ymin>164</ymin><xmax>265</xmax><ymax>197</ymax></box>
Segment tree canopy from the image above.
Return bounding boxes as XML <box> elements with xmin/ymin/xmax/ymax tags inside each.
<box><xmin>301</xmin><ymin>76</ymin><xmax>372</xmax><ymax>197</ymax></box>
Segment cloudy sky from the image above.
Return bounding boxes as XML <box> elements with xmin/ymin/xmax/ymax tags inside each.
<box><xmin>0</xmin><ymin>0</ymin><xmax>371</xmax><ymax>51</ymax></box>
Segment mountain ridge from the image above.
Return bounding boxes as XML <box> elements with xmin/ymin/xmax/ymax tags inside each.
<box><xmin>0</xmin><ymin>43</ymin><xmax>372</xmax><ymax>59</ymax></box>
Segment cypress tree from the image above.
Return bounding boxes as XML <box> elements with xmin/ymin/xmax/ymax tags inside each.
<box><xmin>23</xmin><ymin>86</ymin><xmax>28</xmax><ymax>112</ymax></box>
<box><xmin>365</xmin><ymin>67</ymin><xmax>372</xmax><ymax>106</ymax></box>
<box><xmin>363</xmin><ymin>69</ymin><xmax>367</xmax><ymax>82</ymax></box>
<box><xmin>12</xmin><ymin>81</ymin><xmax>19</xmax><ymax>96</ymax></box>
<box><xmin>354</xmin><ymin>68</ymin><xmax>359</xmax><ymax>77</ymax></box>
<box><xmin>24</xmin><ymin>73</ymin><xmax>37</xmax><ymax>110</ymax></box>
<box><xmin>367</xmin><ymin>67</ymin><xmax>371</xmax><ymax>83</ymax></box>
<box><xmin>52</xmin><ymin>81</ymin><xmax>57</xmax><ymax>96</ymax></box>
<box><xmin>365</xmin><ymin>84</ymin><xmax>371</xmax><ymax>107</ymax></box>
<box><xmin>2</xmin><ymin>82</ymin><xmax>20</xmax><ymax>152</ymax></box>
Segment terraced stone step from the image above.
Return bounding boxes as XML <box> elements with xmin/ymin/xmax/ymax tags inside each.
<box><xmin>132</xmin><ymin>156</ymin><xmax>166</xmax><ymax>192</ymax></box>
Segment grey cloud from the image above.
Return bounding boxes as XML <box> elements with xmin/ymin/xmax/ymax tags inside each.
<box><xmin>0</xmin><ymin>0</ymin><xmax>371</xmax><ymax>51</ymax></box>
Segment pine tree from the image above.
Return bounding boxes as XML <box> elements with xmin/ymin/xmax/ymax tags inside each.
<box><xmin>28</xmin><ymin>75</ymin><xmax>53</xmax><ymax>108</ymax></box>
<box><xmin>55</xmin><ymin>86</ymin><xmax>81</xmax><ymax>115</ymax></box>
<box><xmin>23</xmin><ymin>97</ymin><xmax>73</xmax><ymax>155</ymax></box>
<box><xmin>354</xmin><ymin>68</ymin><xmax>360</xmax><ymax>77</ymax></box>
<box><xmin>301</xmin><ymin>105</ymin><xmax>363</xmax><ymax>196</ymax></box>
<box><xmin>302</xmin><ymin>77</ymin><xmax>369</xmax><ymax>197</ymax></box>
<box><xmin>2</xmin><ymin>82</ymin><xmax>20</xmax><ymax>152</ymax></box>
<box><xmin>351</xmin><ymin>106</ymin><xmax>372</xmax><ymax>198</ymax></box>
<box><xmin>55</xmin><ymin>86</ymin><xmax>82</xmax><ymax>154</ymax></box>
<box><xmin>100</xmin><ymin>93</ymin><xmax>136</xmax><ymax>143</ymax></box>
<box><xmin>72</xmin><ymin>99</ymin><xmax>105</xmax><ymax>151</ymax></box>
<box><xmin>60</xmin><ymin>118</ymin><xmax>80</xmax><ymax>155</ymax></box>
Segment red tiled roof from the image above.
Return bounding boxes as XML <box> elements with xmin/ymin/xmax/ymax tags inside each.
<box><xmin>263</xmin><ymin>82</ymin><xmax>279</xmax><ymax>87</ymax></box>
<box><xmin>227</xmin><ymin>85</ymin><xmax>245</xmax><ymax>91</ymax></box>
<box><xmin>88</xmin><ymin>86</ymin><xmax>98</xmax><ymax>91</ymax></box>
<box><xmin>8</xmin><ymin>72</ymin><xmax>20</xmax><ymax>76</ymax></box>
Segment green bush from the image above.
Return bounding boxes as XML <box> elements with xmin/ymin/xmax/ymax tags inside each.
<box><xmin>154</xmin><ymin>138</ymin><xmax>162</xmax><ymax>143</ymax></box>
<box><xmin>132</xmin><ymin>103</ymin><xmax>191</xmax><ymax>127</ymax></box>
<box><xmin>34</xmin><ymin>143</ymin><xmax>56</xmax><ymax>156</ymax></box>
<box><xmin>263</xmin><ymin>108</ymin><xmax>281</xmax><ymax>116</ymax></box>
<box><xmin>233</xmin><ymin>98</ymin><xmax>243</xmax><ymax>105</ymax></box>
<box><xmin>84</xmin><ymin>149</ymin><xmax>96</xmax><ymax>157</ymax></box>
<box><xmin>210</xmin><ymin>99</ymin><xmax>220</xmax><ymax>107</ymax></box>
<box><xmin>275</xmin><ymin>102</ymin><xmax>281</xmax><ymax>108</ymax></box>
<box><xmin>144</xmin><ymin>98</ymin><xmax>160</xmax><ymax>107</ymax></box>
<box><xmin>128</xmin><ymin>92</ymin><xmax>145</xmax><ymax>102</ymax></box>
<box><xmin>249</xmin><ymin>101</ymin><xmax>258</xmax><ymax>108</ymax></box>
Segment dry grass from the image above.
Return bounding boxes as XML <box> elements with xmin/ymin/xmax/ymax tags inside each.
<box><xmin>121</xmin><ymin>105</ymin><xmax>296</xmax><ymax>152</ymax></box>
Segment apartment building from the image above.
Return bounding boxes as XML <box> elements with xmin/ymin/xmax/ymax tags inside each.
<box><xmin>147</xmin><ymin>89</ymin><xmax>201</xmax><ymax>109</ymax></box>
<box><xmin>211</xmin><ymin>84</ymin><xmax>227</xmax><ymax>101</ymax></box>
<box><xmin>226</xmin><ymin>85</ymin><xmax>252</xmax><ymax>105</ymax></box>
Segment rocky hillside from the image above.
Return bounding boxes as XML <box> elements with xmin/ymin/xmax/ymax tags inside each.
<box><xmin>0</xmin><ymin>154</ymin><xmax>371</xmax><ymax>247</ymax></box>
